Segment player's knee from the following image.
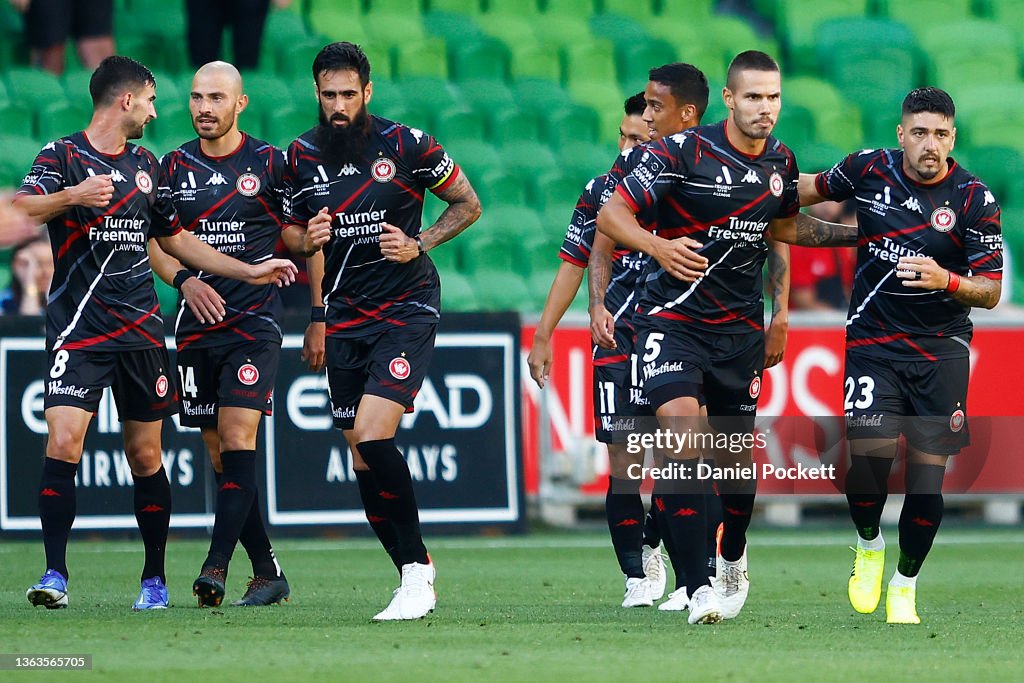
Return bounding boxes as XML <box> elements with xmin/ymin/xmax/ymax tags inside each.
<box><xmin>45</xmin><ymin>431</ymin><xmax>85</xmax><ymax>462</ymax></box>
<box><xmin>123</xmin><ymin>440</ymin><xmax>163</xmax><ymax>476</ymax></box>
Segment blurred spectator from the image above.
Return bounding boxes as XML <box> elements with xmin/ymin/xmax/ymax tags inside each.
<box><xmin>10</xmin><ymin>0</ymin><xmax>115</xmax><ymax>75</ymax></box>
<box><xmin>186</xmin><ymin>0</ymin><xmax>292</xmax><ymax>71</ymax></box>
<box><xmin>1</xmin><ymin>235</ymin><xmax>53</xmax><ymax>315</ymax></box>
<box><xmin>0</xmin><ymin>194</ymin><xmax>42</xmax><ymax>248</ymax></box>
<box><xmin>789</xmin><ymin>200</ymin><xmax>857</xmax><ymax>311</ymax></box>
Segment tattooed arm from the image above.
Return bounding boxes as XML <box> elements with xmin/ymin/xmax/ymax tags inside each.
<box><xmin>896</xmin><ymin>256</ymin><xmax>1002</xmax><ymax>309</ymax></box>
<box><xmin>764</xmin><ymin>239</ymin><xmax>790</xmax><ymax>368</ymax></box>
<box><xmin>419</xmin><ymin>173</ymin><xmax>482</xmax><ymax>252</ymax></box>
<box><xmin>588</xmin><ymin>231</ymin><xmax>617</xmax><ymax>350</ymax></box>
<box><xmin>769</xmin><ymin>212</ymin><xmax>858</xmax><ymax>247</ymax></box>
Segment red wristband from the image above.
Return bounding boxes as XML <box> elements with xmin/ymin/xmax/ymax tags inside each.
<box><xmin>946</xmin><ymin>271</ymin><xmax>961</xmax><ymax>293</ymax></box>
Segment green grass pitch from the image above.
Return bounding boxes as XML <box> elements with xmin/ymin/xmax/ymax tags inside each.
<box><xmin>1</xmin><ymin>528</ymin><xmax>1021</xmax><ymax>682</ymax></box>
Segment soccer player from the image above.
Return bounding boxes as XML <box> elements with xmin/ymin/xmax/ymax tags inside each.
<box><xmin>597</xmin><ymin>51</ymin><xmax>797</xmax><ymax>624</ymax></box>
<box><xmin>528</xmin><ymin>92</ymin><xmax>665</xmax><ymax>608</ymax></box>
<box><xmin>282</xmin><ymin>42</ymin><xmax>481</xmax><ymax>621</ymax></box>
<box><xmin>149</xmin><ymin>61</ymin><xmax>317</xmax><ymax>607</ymax></box>
<box><xmin>796</xmin><ymin>87</ymin><xmax>1002</xmax><ymax>624</ymax></box>
<box><xmin>15</xmin><ymin>56</ymin><xmax>297</xmax><ymax>610</ymax></box>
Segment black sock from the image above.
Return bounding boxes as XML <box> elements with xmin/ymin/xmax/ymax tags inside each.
<box><xmin>642</xmin><ymin>509</ymin><xmax>661</xmax><ymax>549</ymax></box>
<box><xmin>845</xmin><ymin>455</ymin><xmax>894</xmax><ymax>540</ymax></box>
<box><xmin>358</xmin><ymin>439</ymin><xmax>428</xmax><ymax>566</ymax></box>
<box><xmin>133</xmin><ymin>466</ymin><xmax>172</xmax><ymax>583</ymax></box>
<box><xmin>651</xmin><ymin>479</ymin><xmax>683</xmax><ymax>588</ymax></box>
<box><xmin>354</xmin><ymin>468</ymin><xmax>401</xmax><ymax>571</ymax></box>
<box><xmin>204</xmin><ymin>451</ymin><xmax>257</xmax><ymax>572</ymax></box>
<box><xmin>606</xmin><ymin>476</ymin><xmax>644</xmax><ymax>578</ymax></box>
<box><xmin>39</xmin><ymin>457</ymin><xmax>78</xmax><ymax>579</ymax></box>
<box><xmin>704</xmin><ymin>479</ymin><xmax>723</xmax><ymax>577</ymax></box>
<box><xmin>238</xmin><ymin>486</ymin><xmax>284</xmax><ymax>579</ymax></box>
<box><xmin>657</xmin><ymin>488</ymin><xmax>708</xmax><ymax>597</ymax></box>
<box><xmin>719</xmin><ymin>490</ymin><xmax>756</xmax><ymax>563</ymax></box>
<box><xmin>897</xmin><ymin>463</ymin><xmax>945</xmax><ymax>577</ymax></box>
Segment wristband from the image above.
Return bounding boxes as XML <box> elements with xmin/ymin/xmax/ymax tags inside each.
<box><xmin>172</xmin><ymin>270</ymin><xmax>193</xmax><ymax>289</ymax></box>
<box><xmin>311</xmin><ymin>306</ymin><xmax>326</xmax><ymax>323</ymax></box>
<box><xmin>415</xmin><ymin>236</ymin><xmax>425</xmax><ymax>254</ymax></box>
<box><xmin>946</xmin><ymin>271</ymin><xmax>961</xmax><ymax>293</ymax></box>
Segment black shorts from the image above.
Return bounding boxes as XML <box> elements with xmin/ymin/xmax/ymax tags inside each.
<box><xmin>43</xmin><ymin>346</ymin><xmax>177</xmax><ymax>422</ymax></box>
<box><xmin>844</xmin><ymin>350</ymin><xmax>970</xmax><ymax>455</ymax></box>
<box><xmin>26</xmin><ymin>0</ymin><xmax>113</xmax><ymax>50</ymax></box>
<box><xmin>634</xmin><ymin>319</ymin><xmax>763</xmax><ymax>434</ymax></box>
<box><xmin>326</xmin><ymin>324</ymin><xmax>437</xmax><ymax>430</ymax></box>
<box><xmin>174</xmin><ymin>340</ymin><xmax>279</xmax><ymax>428</ymax></box>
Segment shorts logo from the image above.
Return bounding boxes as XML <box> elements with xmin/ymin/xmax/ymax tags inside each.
<box><xmin>135</xmin><ymin>169</ymin><xmax>153</xmax><ymax>194</ymax></box>
<box><xmin>950</xmin><ymin>409</ymin><xmax>965</xmax><ymax>432</ymax></box>
<box><xmin>371</xmin><ymin>158</ymin><xmax>397</xmax><ymax>183</ymax></box>
<box><xmin>236</xmin><ymin>172</ymin><xmax>261</xmax><ymax>197</ymax></box>
<box><xmin>749</xmin><ymin>375</ymin><xmax>762</xmax><ymax>399</ymax></box>
<box><xmin>930</xmin><ymin>207</ymin><xmax>956</xmax><ymax>232</ymax></box>
<box><xmin>389</xmin><ymin>357</ymin><xmax>411</xmax><ymax>380</ymax></box>
<box><xmin>768</xmin><ymin>172</ymin><xmax>784</xmax><ymax>197</ymax></box>
<box><xmin>238</xmin><ymin>364</ymin><xmax>260</xmax><ymax>386</ymax></box>
<box><xmin>155</xmin><ymin>374</ymin><xmax>168</xmax><ymax>398</ymax></box>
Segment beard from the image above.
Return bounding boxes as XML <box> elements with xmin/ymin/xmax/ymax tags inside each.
<box><xmin>313</xmin><ymin>106</ymin><xmax>371</xmax><ymax>167</ymax></box>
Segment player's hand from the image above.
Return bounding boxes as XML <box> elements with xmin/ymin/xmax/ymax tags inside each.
<box><xmin>379</xmin><ymin>223</ymin><xmax>419</xmax><ymax>263</ymax></box>
<box><xmin>590</xmin><ymin>305</ymin><xmax>616</xmax><ymax>350</ymax></box>
<box><xmin>527</xmin><ymin>335</ymin><xmax>553</xmax><ymax>389</ymax></box>
<box><xmin>304</xmin><ymin>207</ymin><xmax>332</xmax><ymax>254</ymax></box>
<box><xmin>302</xmin><ymin>321</ymin><xmax>326</xmax><ymax>372</ymax></box>
<box><xmin>70</xmin><ymin>174</ymin><xmax>114</xmax><ymax>208</ymax></box>
<box><xmin>180</xmin><ymin>276</ymin><xmax>226</xmax><ymax>325</ymax></box>
<box><xmin>896</xmin><ymin>256</ymin><xmax>947</xmax><ymax>290</ymax></box>
<box><xmin>245</xmin><ymin>259</ymin><xmax>298</xmax><ymax>287</ymax></box>
<box><xmin>764</xmin><ymin>314</ymin><xmax>788</xmax><ymax>368</ymax></box>
<box><xmin>654</xmin><ymin>236</ymin><xmax>707</xmax><ymax>282</ymax></box>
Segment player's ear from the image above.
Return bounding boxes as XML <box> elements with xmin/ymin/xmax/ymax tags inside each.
<box><xmin>681</xmin><ymin>103</ymin><xmax>697</xmax><ymax>126</ymax></box>
<box><xmin>237</xmin><ymin>93</ymin><xmax>249</xmax><ymax>115</ymax></box>
<box><xmin>949</xmin><ymin>126</ymin><xmax>956</xmax><ymax>150</ymax></box>
<box><xmin>896</xmin><ymin>124</ymin><xmax>904</xmax><ymax>149</ymax></box>
<box><xmin>121</xmin><ymin>91</ymin><xmax>133</xmax><ymax>112</ymax></box>
<box><xmin>722</xmin><ymin>86</ymin><xmax>733</xmax><ymax>112</ymax></box>
<box><xmin>364</xmin><ymin>80</ymin><xmax>373</xmax><ymax>105</ymax></box>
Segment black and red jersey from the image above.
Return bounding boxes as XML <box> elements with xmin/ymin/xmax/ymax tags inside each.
<box><xmin>283</xmin><ymin>116</ymin><xmax>459</xmax><ymax>338</ymax></box>
<box><xmin>815</xmin><ymin>149</ymin><xmax>1003</xmax><ymax>360</ymax></box>
<box><xmin>17</xmin><ymin>132</ymin><xmax>181</xmax><ymax>352</ymax></box>
<box><xmin>617</xmin><ymin>121</ymin><xmax>800</xmax><ymax>333</ymax></box>
<box><xmin>162</xmin><ymin>133</ymin><xmax>287</xmax><ymax>351</ymax></box>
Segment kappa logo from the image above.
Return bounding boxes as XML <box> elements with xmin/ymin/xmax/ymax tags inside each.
<box><xmin>749</xmin><ymin>375</ymin><xmax>762</xmax><ymax>399</ymax></box>
<box><xmin>371</xmin><ymin>157</ymin><xmax>397</xmax><ymax>183</ymax></box>
<box><xmin>135</xmin><ymin>169</ymin><xmax>153</xmax><ymax>194</ymax></box>
<box><xmin>901</xmin><ymin>196</ymin><xmax>922</xmax><ymax>212</ymax></box>
<box><xmin>389</xmin><ymin>356</ymin><xmax>411</xmax><ymax>380</ymax></box>
<box><xmin>238</xmin><ymin>363</ymin><xmax>260</xmax><ymax>386</ymax></box>
<box><xmin>950</xmin><ymin>409</ymin><xmax>965</xmax><ymax>432</ymax></box>
<box><xmin>155</xmin><ymin>374</ymin><xmax>168</xmax><ymax>398</ymax></box>
<box><xmin>984</xmin><ymin>190</ymin><xmax>996</xmax><ymax>206</ymax></box>
<box><xmin>930</xmin><ymin>206</ymin><xmax>956</xmax><ymax>232</ymax></box>
<box><xmin>43</xmin><ymin>141</ymin><xmax>56</xmax><ymax>151</ymax></box>
<box><xmin>768</xmin><ymin>172</ymin><xmax>784</xmax><ymax>197</ymax></box>
<box><xmin>410</xmin><ymin>128</ymin><xmax>424</xmax><ymax>143</ymax></box>
<box><xmin>236</xmin><ymin>172</ymin><xmax>261</xmax><ymax>196</ymax></box>
<box><xmin>109</xmin><ymin>169</ymin><xmax>127</xmax><ymax>183</ymax></box>
<box><xmin>206</xmin><ymin>172</ymin><xmax>228</xmax><ymax>186</ymax></box>
<box><xmin>338</xmin><ymin>164</ymin><xmax>361</xmax><ymax>176</ymax></box>
<box><xmin>741</xmin><ymin>169</ymin><xmax>761</xmax><ymax>184</ymax></box>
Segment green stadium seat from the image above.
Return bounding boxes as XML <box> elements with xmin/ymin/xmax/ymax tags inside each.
<box><xmin>0</xmin><ymin>102</ymin><xmax>34</xmax><ymax>140</ymax></box>
<box><xmin>797</xmin><ymin>142</ymin><xmax>845</xmax><ymax>173</ymax></box>
<box><xmin>147</xmin><ymin>101</ymin><xmax>196</xmax><ymax>151</ymax></box>
<box><xmin>426</xmin><ymin>238</ymin><xmax>462</xmax><ymax>273</ymax></box>
<box><xmin>828</xmin><ymin>46</ymin><xmax>916</xmax><ymax>150</ymax></box>
<box><xmin>960</xmin><ymin>147</ymin><xmax>1024</xmax><ymax>203</ymax></box>
<box><xmin>542</xmin><ymin>103</ymin><xmax>601</xmax><ymax>148</ymax></box>
<box><xmin>563</xmin><ymin>42</ymin><xmax>617</xmax><ymax>88</ymax></box>
<box><xmin>0</xmin><ymin>135</ymin><xmax>46</xmax><ymax>190</ymax></box>
<box><xmin>590</xmin><ymin>13</ymin><xmax>650</xmax><ymax>51</ymax></box>
<box><xmin>36</xmin><ymin>102</ymin><xmax>89</xmax><ymax>143</ymax></box>
<box><xmin>429</xmin><ymin>0</ymin><xmax>484</xmax><ymax>15</ymax></box>
<box><xmin>477</xmin><ymin>15</ymin><xmax>539</xmax><ymax>55</ymax></box>
<box><xmin>616</xmin><ymin>41</ymin><xmax>677</xmax><ymax>96</ymax></box>
<box><xmin>263</xmin><ymin>107</ymin><xmax>310</xmax><ymax>149</ymax></box>
<box><xmin>544</xmin><ymin>0</ymin><xmax>596</xmax><ymax>14</ymax></box>
<box><xmin>457</xmin><ymin>77</ymin><xmax>515</xmax><ymax>113</ymax></box>
<box><xmin>603</xmin><ymin>0</ymin><xmax>655</xmax><ymax>18</ymax></box>
<box><xmin>439</xmin><ymin>270</ymin><xmax>481</xmax><ymax>311</ymax></box>
<box><xmin>961</xmin><ymin>109</ymin><xmax>1024</xmax><ymax>155</ymax></box>
<box><xmin>882</xmin><ymin>0</ymin><xmax>975</xmax><ymax>31</ymax></box>
<box><xmin>481</xmin><ymin>206</ymin><xmax>544</xmax><ymax>243</ymax></box>
<box><xmin>530</xmin><ymin>171</ymin><xmax>587</xmax><ymax>214</ymax></box>
<box><xmin>306</xmin><ymin>0</ymin><xmax>362</xmax><ymax>15</ymax></box>
<box><xmin>509</xmin><ymin>44</ymin><xmax>562</xmax><ymax>82</ymax></box>
<box><xmin>368</xmin><ymin>0</ymin><xmax>421</xmax><ymax>12</ymax></box>
<box><xmin>462</xmin><ymin>231</ymin><xmax>524</xmax><ymax>274</ymax></box>
<box><xmin>399</xmin><ymin>76</ymin><xmax>461</xmax><ymax>113</ymax></box>
<box><xmin>513</xmin><ymin>78</ymin><xmax>574</xmax><ymax>112</ymax></box>
<box><xmin>449</xmin><ymin>38</ymin><xmax>510</xmax><ymax>82</ymax></box>
<box><xmin>924</xmin><ymin>22</ymin><xmax>1019</xmax><ymax>95</ymax></box>
<box><xmin>482</xmin><ymin>0</ymin><xmax>538</xmax><ymax>15</ymax></box>
<box><xmin>6</xmin><ymin>68</ymin><xmax>67</xmax><ymax>110</ymax></box>
<box><xmin>370</xmin><ymin>77</ymin><xmax>408</xmax><ymax>110</ymax></box>
<box><xmin>238</xmin><ymin>72</ymin><xmax>291</xmax><ymax>123</ymax></box>
<box><xmin>566</xmin><ymin>82</ymin><xmax>624</xmax><ymax>144</ymax></box>
<box><xmin>302</xmin><ymin>9</ymin><xmax>368</xmax><ymax>46</ymax></box>
<box><xmin>657</xmin><ymin>0</ymin><xmax>714</xmax><ymax>20</ymax></box>
<box><xmin>432</xmin><ymin>109</ymin><xmax>486</xmax><ymax>143</ymax></box>
<box><xmin>476</xmin><ymin>170</ymin><xmax>528</xmax><ymax>209</ymax></box>
<box><xmin>394</xmin><ymin>38</ymin><xmax>449</xmax><ymax>80</ymax></box>
<box><xmin>772</xmin><ymin>104</ymin><xmax>816</xmax><ymax>150</ymax></box>
<box><xmin>532</xmin><ymin>16</ymin><xmax>594</xmax><ymax>50</ymax></box>
<box><xmin>526</xmin><ymin>268</ymin><xmax>559</xmax><ymax>307</ymax></box>
<box><xmin>785</xmin><ymin>76</ymin><xmax>862</xmax><ymax>151</ymax></box>
<box><xmin>499</xmin><ymin>141</ymin><xmax>559</xmax><ymax>177</ymax></box>
<box><xmin>815</xmin><ymin>18</ymin><xmax>917</xmax><ymax>77</ymax></box>
<box><xmin>779</xmin><ymin>0</ymin><xmax>870</xmax><ymax>73</ymax></box>
<box><xmin>424</xmin><ymin>11</ymin><xmax>486</xmax><ymax>43</ymax></box>
<box><xmin>700</xmin><ymin>15</ymin><xmax>780</xmax><ymax>68</ymax></box>
<box><xmin>559</xmin><ymin>140</ymin><xmax>616</xmax><ymax>182</ymax></box>
<box><xmin>473</xmin><ymin>270</ymin><xmax>533</xmax><ymax>311</ymax></box>
<box><xmin>61</xmin><ymin>70</ymin><xmax>94</xmax><ymax>103</ymax></box>
<box><xmin>443</xmin><ymin>139</ymin><xmax>502</xmax><ymax>177</ymax></box>
<box><xmin>486</xmin><ymin>108</ymin><xmax>542</xmax><ymax>146</ymax></box>
<box><xmin>276</xmin><ymin>37</ymin><xmax>328</xmax><ymax>81</ymax></box>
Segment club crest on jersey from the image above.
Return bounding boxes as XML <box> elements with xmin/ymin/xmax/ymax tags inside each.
<box><xmin>749</xmin><ymin>375</ymin><xmax>761</xmax><ymax>399</ymax></box>
<box><xmin>389</xmin><ymin>357</ymin><xmax>411</xmax><ymax>380</ymax></box>
<box><xmin>238</xmin><ymin>363</ymin><xmax>260</xmax><ymax>386</ymax></box>
<box><xmin>236</xmin><ymin>172</ymin><xmax>261</xmax><ymax>197</ymax></box>
<box><xmin>372</xmin><ymin>158</ymin><xmax>397</xmax><ymax>183</ymax></box>
<box><xmin>768</xmin><ymin>172</ymin><xmax>784</xmax><ymax>197</ymax></box>
<box><xmin>135</xmin><ymin>169</ymin><xmax>153</xmax><ymax>194</ymax></box>
<box><xmin>155</xmin><ymin>374</ymin><xmax>168</xmax><ymax>398</ymax></box>
<box><xmin>930</xmin><ymin>206</ymin><xmax>956</xmax><ymax>232</ymax></box>
<box><xmin>950</xmin><ymin>409</ymin><xmax>965</xmax><ymax>432</ymax></box>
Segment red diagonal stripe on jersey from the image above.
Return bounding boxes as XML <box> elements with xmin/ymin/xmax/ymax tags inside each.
<box><xmin>327</xmin><ymin>290</ymin><xmax>416</xmax><ymax>332</ymax></box>
<box><xmin>593</xmin><ymin>354</ymin><xmax>628</xmax><ymax>367</ymax></box>
<box><xmin>79</xmin><ymin>187</ymin><xmax>141</xmax><ymax>230</ymax></box>
<box><xmin>185</xmin><ymin>187</ymin><xmax>241</xmax><ymax>231</ymax></box>
<box><xmin>970</xmin><ymin>252</ymin><xmax>999</xmax><ymax>269</ymax></box>
<box><xmin>860</xmin><ymin>222</ymin><xmax>930</xmax><ymax>244</ymax></box>
<box><xmin>847</xmin><ymin>332</ymin><xmax>910</xmax><ymax>348</ymax></box>
<box><xmin>332</xmin><ymin>178</ymin><xmax>376</xmax><ymax>214</ymax></box>
<box><xmin>176</xmin><ymin>301</ymin><xmax>263</xmax><ymax>350</ymax></box>
<box><xmin>99</xmin><ymin>299</ymin><xmax>162</xmax><ymax>346</ymax></box>
<box><xmin>391</xmin><ymin>177</ymin><xmax>423</xmax><ymax>202</ymax></box>
<box><xmin>254</xmin><ymin>193</ymin><xmax>284</xmax><ymax>228</ymax></box>
<box><xmin>60</xmin><ymin>301</ymin><xmax>162</xmax><ymax>350</ymax></box>
<box><xmin>57</xmin><ymin>221</ymin><xmax>89</xmax><ymax>259</ymax></box>
<box><xmin>703</xmin><ymin>290</ymin><xmax>763</xmax><ymax>330</ymax></box>
<box><xmin>901</xmin><ymin>336</ymin><xmax>938</xmax><ymax>362</ymax></box>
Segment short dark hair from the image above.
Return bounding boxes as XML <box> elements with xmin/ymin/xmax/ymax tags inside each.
<box><xmin>624</xmin><ymin>91</ymin><xmax>646</xmax><ymax>117</ymax></box>
<box><xmin>312</xmin><ymin>41</ymin><xmax>371</xmax><ymax>87</ymax></box>
<box><xmin>647</xmin><ymin>62</ymin><xmax>709</xmax><ymax>119</ymax></box>
<box><xmin>902</xmin><ymin>87</ymin><xmax>955</xmax><ymax>120</ymax></box>
<box><xmin>726</xmin><ymin>50</ymin><xmax>780</xmax><ymax>90</ymax></box>
<box><xmin>89</xmin><ymin>56</ymin><xmax>155</xmax><ymax>108</ymax></box>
